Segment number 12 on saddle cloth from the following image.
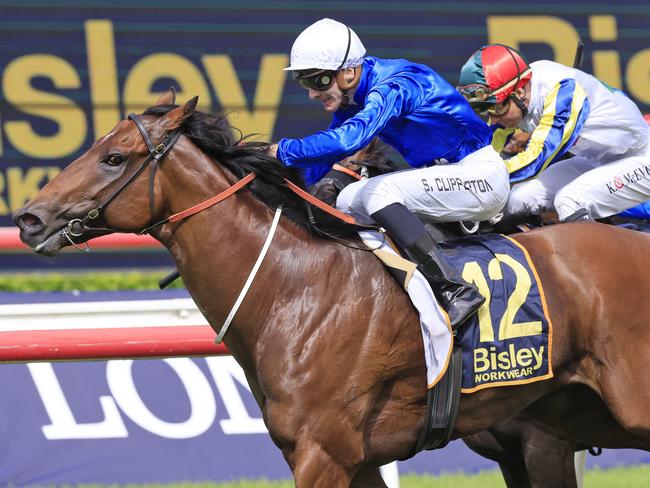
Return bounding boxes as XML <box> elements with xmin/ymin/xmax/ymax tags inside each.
<box><xmin>360</xmin><ymin>231</ymin><xmax>553</xmax><ymax>393</ymax></box>
<box><xmin>444</xmin><ymin>234</ymin><xmax>553</xmax><ymax>392</ymax></box>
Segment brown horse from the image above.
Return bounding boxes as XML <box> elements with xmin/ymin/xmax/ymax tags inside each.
<box><xmin>14</xmin><ymin>94</ymin><xmax>650</xmax><ymax>487</ymax></box>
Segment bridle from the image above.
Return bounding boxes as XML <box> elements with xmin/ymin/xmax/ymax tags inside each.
<box><xmin>61</xmin><ymin>112</ymin><xmax>359</xmax><ymax>252</ymax></box>
<box><xmin>61</xmin><ymin>113</ymin><xmax>183</xmax><ymax>249</ymax></box>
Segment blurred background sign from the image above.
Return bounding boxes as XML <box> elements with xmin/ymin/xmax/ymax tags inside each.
<box><xmin>1</xmin><ymin>0</ymin><xmax>649</xmax><ymax>227</ymax></box>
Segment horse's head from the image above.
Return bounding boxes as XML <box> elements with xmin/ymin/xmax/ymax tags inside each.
<box><xmin>14</xmin><ymin>90</ymin><xmax>198</xmax><ymax>256</ymax></box>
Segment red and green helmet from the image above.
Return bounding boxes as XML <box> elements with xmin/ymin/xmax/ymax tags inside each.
<box><xmin>457</xmin><ymin>44</ymin><xmax>532</xmax><ymax>111</ymax></box>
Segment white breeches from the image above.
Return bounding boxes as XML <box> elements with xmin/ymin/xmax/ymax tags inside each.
<box><xmin>506</xmin><ymin>143</ymin><xmax>650</xmax><ymax>220</ymax></box>
<box><xmin>336</xmin><ymin>145</ymin><xmax>509</xmax><ymax>224</ymax></box>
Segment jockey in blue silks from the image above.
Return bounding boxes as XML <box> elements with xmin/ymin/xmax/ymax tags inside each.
<box><xmin>269</xmin><ymin>18</ymin><xmax>510</xmax><ymax>329</ymax></box>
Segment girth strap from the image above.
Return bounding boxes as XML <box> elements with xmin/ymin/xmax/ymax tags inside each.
<box><xmin>414</xmin><ymin>346</ymin><xmax>463</xmax><ymax>453</ymax></box>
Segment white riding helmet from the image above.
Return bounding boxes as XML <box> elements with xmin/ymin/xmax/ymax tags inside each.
<box><xmin>284</xmin><ymin>18</ymin><xmax>366</xmax><ymax>71</ymax></box>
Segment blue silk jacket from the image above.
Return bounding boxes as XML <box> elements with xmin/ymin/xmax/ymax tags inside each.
<box><xmin>277</xmin><ymin>56</ymin><xmax>492</xmax><ymax>184</ymax></box>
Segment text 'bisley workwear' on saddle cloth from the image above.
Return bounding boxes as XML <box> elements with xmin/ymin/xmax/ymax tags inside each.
<box><xmin>359</xmin><ymin>230</ymin><xmax>453</xmax><ymax>388</ymax></box>
<box><xmin>440</xmin><ymin>234</ymin><xmax>554</xmax><ymax>393</ymax></box>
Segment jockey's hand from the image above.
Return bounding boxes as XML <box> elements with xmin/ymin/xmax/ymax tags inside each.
<box><xmin>268</xmin><ymin>143</ymin><xmax>279</xmax><ymax>159</ymax></box>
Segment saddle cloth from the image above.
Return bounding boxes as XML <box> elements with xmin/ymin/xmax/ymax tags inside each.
<box><xmin>441</xmin><ymin>234</ymin><xmax>553</xmax><ymax>393</ymax></box>
<box><xmin>360</xmin><ymin>230</ymin><xmax>453</xmax><ymax>388</ymax></box>
<box><xmin>360</xmin><ymin>231</ymin><xmax>554</xmax><ymax>393</ymax></box>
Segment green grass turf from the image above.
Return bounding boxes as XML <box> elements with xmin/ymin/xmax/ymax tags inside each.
<box><xmin>68</xmin><ymin>464</ymin><xmax>650</xmax><ymax>488</ymax></box>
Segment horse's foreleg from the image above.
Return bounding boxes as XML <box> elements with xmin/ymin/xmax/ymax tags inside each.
<box><xmin>286</xmin><ymin>440</ymin><xmax>390</xmax><ymax>487</ymax></box>
<box><xmin>289</xmin><ymin>437</ymin><xmax>358</xmax><ymax>488</ymax></box>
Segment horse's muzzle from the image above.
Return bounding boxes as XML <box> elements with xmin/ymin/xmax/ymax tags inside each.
<box><xmin>13</xmin><ymin>208</ymin><xmax>67</xmax><ymax>256</ymax></box>
<box><xmin>14</xmin><ymin>210</ymin><xmax>46</xmax><ymax>235</ymax></box>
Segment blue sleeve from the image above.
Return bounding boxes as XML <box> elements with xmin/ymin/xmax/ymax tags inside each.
<box><xmin>301</xmin><ymin>165</ymin><xmax>332</xmax><ymax>186</ymax></box>
<box><xmin>277</xmin><ymin>80</ymin><xmax>417</xmax><ymax>168</ymax></box>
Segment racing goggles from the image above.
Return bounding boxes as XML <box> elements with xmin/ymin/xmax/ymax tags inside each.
<box><xmin>457</xmin><ymin>84</ymin><xmax>511</xmax><ymax>116</ymax></box>
<box><xmin>293</xmin><ymin>69</ymin><xmax>337</xmax><ymax>91</ymax></box>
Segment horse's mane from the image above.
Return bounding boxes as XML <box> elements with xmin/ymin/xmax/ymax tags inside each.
<box><xmin>143</xmin><ymin>104</ymin><xmax>319</xmax><ymax>232</ymax></box>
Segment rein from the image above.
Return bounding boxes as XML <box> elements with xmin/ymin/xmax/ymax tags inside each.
<box><xmin>138</xmin><ymin>164</ymin><xmax>356</xmax><ymax>234</ymax></box>
<box><xmin>332</xmin><ymin>163</ymin><xmax>363</xmax><ymax>181</ymax></box>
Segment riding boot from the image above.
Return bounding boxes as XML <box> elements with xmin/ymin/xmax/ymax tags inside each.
<box><xmin>405</xmin><ymin>233</ymin><xmax>485</xmax><ymax>329</ymax></box>
<box><xmin>371</xmin><ymin>203</ymin><xmax>485</xmax><ymax>330</ymax></box>
<box><xmin>562</xmin><ymin>208</ymin><xmax>591</xmax><ymax>222</ymax></box>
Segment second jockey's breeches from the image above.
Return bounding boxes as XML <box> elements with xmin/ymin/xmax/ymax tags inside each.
<box><xmin>506</xmin><ymin>142</ymin><xmax>650</xmax><ymax>220</ymax></box>
<box><xmin>336</xmin><ymin>145</ymin><xmax>509</xmax><ymax>224</ymax></box>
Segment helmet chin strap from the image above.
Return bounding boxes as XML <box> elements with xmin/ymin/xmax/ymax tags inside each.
<box><xmin>510</xmin><ymin>93</ymin><xmax>528</xmax><ymax>117</ymax></box>
<box><xmin>341</xmin><ymin>90</ymin><xmax>351</xmax><ymax>108</ymax></box>
<box><xmin>336</xmin><ymin>25</ymin><xmax>356</xmax><ymax>110</ymax></box>
<box><xmin>337</xmin><ymin>66</ymin><xmax>362</xmax><ymax>109</ymax></box>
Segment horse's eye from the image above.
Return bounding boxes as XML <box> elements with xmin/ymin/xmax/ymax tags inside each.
<box><xmin>104</xmin><ymin>154</ymin><xmax>125</xmax><ymax>166</ymax></box>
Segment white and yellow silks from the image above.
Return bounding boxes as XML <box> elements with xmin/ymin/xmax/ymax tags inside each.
<box><xmin>493</xmin><ymin>78</ymin><xmax>589</xmax><ymax>183</ymax></box>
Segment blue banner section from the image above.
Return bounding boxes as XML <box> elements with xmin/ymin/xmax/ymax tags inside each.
<box><xmin>1</xmin><ymin>358</ymin><xmax>288</xmax><ymax>485</ymax></box>
<box><xmin>0</xmin><ymin>1</ymin><xmax>648</xmax><ymax>226</ymax></box>
<box><xmin>3</xmin><ymin>356</ymin><xmax>648</xmax><ymax>485</ymax></box>
<box><xmin>0</xmin><ymin>288</ymin><xmax>190</xmax><ymax>304</ymax></box>
<box><xmin>443</xmin><ymin>234</ymin><xmax>552</xmax><ymax>392</ymax></box>
<box><xmin>0</xmin><ymin>356</ymin><xmax>497</xmax><ymax>485</ymax></box>
<box><xmin>3</xmin><ymin>357</ymin><xmax>649</xmax><ymax>485</ymax></box>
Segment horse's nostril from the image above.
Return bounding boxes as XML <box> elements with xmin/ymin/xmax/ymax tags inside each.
<box><xmin>15</xmin><ymin>212</ymin><xmax>44</xmax><ymax>232</ymax></box>
<box><xmin>23</xmin><ymin>214</ymin><xmax>39</xmax><ymax>226</ymax></box>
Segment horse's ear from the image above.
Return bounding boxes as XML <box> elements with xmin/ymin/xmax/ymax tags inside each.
<box><xmin>154</xmin><ymin>87</ymin><xmax>176</xmax><ymax>106</ymax></box>
<box><xmin>162</xmin><ymin>96</ymin><xmax>198</xmax><ymax>131</ymax></box>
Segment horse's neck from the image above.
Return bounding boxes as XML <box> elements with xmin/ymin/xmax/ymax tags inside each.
<box><xmin>151</xmin><ymin>150</ymin><xmax>428</xmax><ymax>429</ymax></box>
<box><xmin>154</xmin><ymin>150</ymin><xmax>358</xmax><ymax>364</ymax></box>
